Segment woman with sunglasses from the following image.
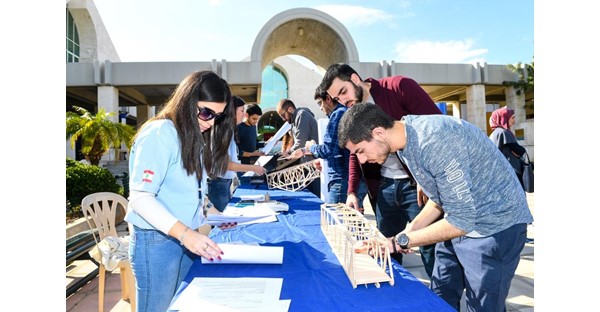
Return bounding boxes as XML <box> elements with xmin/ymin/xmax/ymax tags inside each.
<box><xmin>126</xmin><ymin>70</ymin><xmax>238</xmax><ymax>312</ymax></box>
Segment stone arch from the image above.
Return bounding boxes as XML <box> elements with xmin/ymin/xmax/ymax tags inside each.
<box><xmin>67</xmin><ymin>1</ymin><xmax>120</xmax><ymax>62</ymax></box>
<box><xmin>251</xmin><ymin>8</ymin><xmax>359</xmax><ymax>71</ymax></box>
<box><xmin>68</xmin><ymin>6</ymin><xmax>99</xmax><ymax>62</ymax></box>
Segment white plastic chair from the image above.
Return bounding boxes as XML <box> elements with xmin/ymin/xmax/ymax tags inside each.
<box><xmin>81</xmin><ymin>192</ymin><xmax>136</xmax><ymax>312</ymax></box>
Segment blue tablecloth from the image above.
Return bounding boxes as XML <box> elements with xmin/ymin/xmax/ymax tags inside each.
<box><xmin>171</xmin><ymin>184</ymin><xmax>454</xmax><ymax>311</ymax></box>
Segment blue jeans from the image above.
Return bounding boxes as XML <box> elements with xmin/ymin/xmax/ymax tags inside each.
<box><xmin>207</xmin><ymin>177</ymin><xmax>233</xmax><ymax>212</ymax></box>
<box><xmin>376</xmin><ymin>177</ymin><xmax>436</xmax><ymax>278</ymax></box>
<box><xmin>356</xmin><ymin>179</ymin><xmax>368</xmax><ymax>208</ymax></box>
<box><xmin>327</xmin><ymin>178</ymin><xmax>348</xmax><ymax>204</ymax></box>
<box><xmin>430</xmin><ymin>223</ymin><xmax>527</xmax><ymax>311</ymax></box>
<box><xmin>129</xmin><ymin>226</ymin><xmax>194</xmax><ymax>312</ymax></box>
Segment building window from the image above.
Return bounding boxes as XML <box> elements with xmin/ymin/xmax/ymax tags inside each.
<box><xmin>66</xmin><ymin>9</ymin><xmax>80</xmax><ymax>63</ymax></box>
<box><xmin>260</xmin><ymin>64</ymin><xmax>288</xmax><ymax>111</ymax></box>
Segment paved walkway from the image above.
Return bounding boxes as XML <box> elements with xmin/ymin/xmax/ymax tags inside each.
<box><xmin>66</xmin><ymin>193</ymin><xmax>534</xmax><ymax>312</ymax></box>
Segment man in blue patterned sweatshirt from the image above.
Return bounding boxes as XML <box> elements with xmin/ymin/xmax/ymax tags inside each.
<box><xmin>303</xmin><ymin>86</ymin><xmax>350</xmax><ymax>204</ymax></box>
<box><xmin>338</xmin><ymin>103</ymin><xmax>533</xmax><ymax>312</ymax></box>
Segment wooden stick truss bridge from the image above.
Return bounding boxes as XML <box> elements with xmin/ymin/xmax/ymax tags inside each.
<box><xmin>320</xmin><ymin>203</ymin><xmax>395</xmax><ymax>289</ymax></box>
<box><xmin>266</xmin><ymin>160</ymin><xmax>321</xmax><ymax>192</ymax></box>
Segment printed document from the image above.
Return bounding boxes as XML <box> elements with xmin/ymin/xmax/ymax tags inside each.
<box><xmin>170</xmin><ymin>277</ymin><xmax>290</xmax><ymax>312</ymax></box>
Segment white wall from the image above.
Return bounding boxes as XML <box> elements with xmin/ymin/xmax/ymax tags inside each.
<box><xmin>273</xmin><ymin>56</ymin><xmax>326</xmax><ymax>120</ymax></box>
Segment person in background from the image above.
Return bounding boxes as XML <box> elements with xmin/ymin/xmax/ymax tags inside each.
<box><xmin>320</xmin><ymin>63</ymin><xmax>439</xmax><ymax>276</ymax></box>
<box><xmin>300</xmin><ymin>86</ymin><xmax>350</xmax><ymax>204</ymax></box>
<box><xmin>281</xmin><ymin>131</ymin><xmax>294</xmax><ymax>154</ymax></box>
<box><xmin>312</xmin><ymin>87</ymin><xmax>369</xmax><ymax>211</ymax></box>
<box><xmin>489</xmin><ymin>106</ymin><xmax>527</xmax><ymax>189</ymax></box>
<box><xmin>276</xmin><ymin>98</ymin><xmax>321</xmax><ymax>197</ymax></box>
<box><xmin>236</xmin><ymin>103</ymin><xmax>265</xmax><ymax>165</ymax></box>
<box><xmin>208</xmin><ymin>96</ymin><xmax>266</xmax><ymax>212</ymax></box>
<box><xmin>339</xmin><ymin>103</ymin><xmax>533</xmax><ymax>312</ymax></box>
<box><xmin>126</xmin><ymin>70</ymin><xmax>237</xmax><ymax>312</ymax></box>
<box><xmin>314</xmin><ymin>86</ymin><xmax>336</xmax><ymax>116</ymax></box>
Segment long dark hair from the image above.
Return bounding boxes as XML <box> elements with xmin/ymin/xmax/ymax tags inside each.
<box><xmin>232</xmin><ymin>96</ymin><xmax>245</xmax><ymax>145</ymax></box>
<box><xmin>136</xmin><ymin>70</ymin><xmax>234</xmax><ymax>179</ymax></box>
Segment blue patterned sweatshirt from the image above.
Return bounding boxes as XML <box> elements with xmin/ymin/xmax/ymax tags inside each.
<box><xmin>309</xmin><ymin>103</ymin><xmax>349</xmax><ymax>182</ymax></box>
<box><xmin>398</xmin><ymin>115</ymin><xmax>533</xmax><ymax>237</ymax></box>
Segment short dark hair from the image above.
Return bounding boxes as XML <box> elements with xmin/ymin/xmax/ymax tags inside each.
<box><xmin>278</xmin><ymin>99</ymin><xmax>296</xmax><ymax>111</ymax></box>
<box><xmin>314</xmin><ymin>85</ymin><xmax>328</xmax><ymax>101</ymax></box>
<box><xmin>338</xmin><ymin>102</ymin><xmax>394</xmax><ymax>148</ymax></box>
<box><xmin>245</xmin><ymin>103</ymin><xmax>262</xmax><ymax>116</ymax></box>
<box><xmin>320</xmin><ymin>63</ymin><xmax>361</xmax><ymax>93</ymax></box>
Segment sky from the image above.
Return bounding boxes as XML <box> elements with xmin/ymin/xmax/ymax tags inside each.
<box><xmin>93</xmin><ymin>0</ymin><xmax>534</xmax><ymax>66</ymax></box>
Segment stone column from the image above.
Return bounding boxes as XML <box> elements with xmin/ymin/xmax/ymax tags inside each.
<box><xmin>136</xmin><ymin>104</ymin><xmax>151</xmax><ymax>126</ymax></box>
<box><xmin>505</xmin><ymin>86</ymin><xmax>533</xmax><ymax>160</ymax></box>
<box><xmin>504</xmin><ymin>86</ymin><xmax>526</xmax><ymax>131</ymax></box>
<box><xmin>98</xmin><ymin>86</ymin><xmax>119</xmax><ymax>121</ymax></box>
<box><xmin>450</xmin><ymin>101</ymin><xmax>461</xmax><ymax>119</ymax></box>
<box><xmin>465</xmin><ymin>85</ymin><xmax>487</xmax><ymax>131</ymax></box>
<box><xmin>97</xmin><ymin>86</ymin><xmax>119</xmax><ymax>163</ymax></box>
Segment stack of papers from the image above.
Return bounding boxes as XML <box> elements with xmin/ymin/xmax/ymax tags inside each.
<box><xmin>224</xmin><ymin>203</ymin><xmax>278</xmax><ymax>225</ymax></box>
<box><xmin>205</xmin><ymin>214</ymin><xmax>275</xmax><ymax>226</ymax></box>
<box><xmin>255</xmin><ymin>201</ymin><xmax>289</xmax><ymax>212</ymax></box>
<box><xmin>170</xmin><ymin>277</ymin><xmax>290</xmax><ymax>312</ymax></box>
<box><xmin>206</xmin><ymin>203</ymin><xmax>278</xmax><ymax>226</ymax></box>
<box><xmin>240</xmin><ymin>194</ymin><xmax>269</xmax><ymax>202</ymax></box>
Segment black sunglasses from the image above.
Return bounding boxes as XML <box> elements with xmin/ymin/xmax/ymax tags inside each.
<box><xmin>198</xmin><ymin>106</ymin><xmax>226</xmax><ymax>123</ymax></box>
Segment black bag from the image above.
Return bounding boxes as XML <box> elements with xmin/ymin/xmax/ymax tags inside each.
<box><xmin>521</xmin><ymin>153</ymin><xmax>534</xmax><ymax>193</ymax></box>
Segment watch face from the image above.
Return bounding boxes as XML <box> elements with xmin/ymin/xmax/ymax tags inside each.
<box><xmin>398</xmin><ymin>234</ymin><xmax>409</xmax><ymax>246</ymax></box>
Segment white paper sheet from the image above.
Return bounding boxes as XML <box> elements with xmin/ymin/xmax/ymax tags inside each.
<box><xmin>254</xmin><ymin>201</ymin><xmax>289</xmax><ymax>212</ymax></box>
<box><xmin>243</xmin><ymin>155</ymin><xmax>275</xmax><ymax>177</ymax></box>
<box><xmin>239</xmin><ymin>194</ymin><xmax>268</xmax><ymax>201</ymax></box>
<box><xmin>205</xmin><ymin>214</ymin><xmax>276</xmax><ymax>226</ymax></box>
<box><xmin>260</xmin><ymin>122</ymin><xmax>291</xmax><ymax>154</ymax></box>
<box><xmin>170</xmin><ymin>277</ymin><xmax>289</xmax><ymax>312</ymax></box>
<box><xmin>218</xmin><ymin>203</ymin><xmax>279</xmax><ymax>225</ymax></box>
<box><xmin>201</xmin><ymin>243</ymin><xmax>284</xmax><ymax>264</ymax></box>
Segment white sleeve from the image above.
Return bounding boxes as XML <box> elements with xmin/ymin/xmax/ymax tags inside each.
<box><xmin>128</xmin><ymin>190</ymin><xmax>178</xmax><ymax>234</ymax></box>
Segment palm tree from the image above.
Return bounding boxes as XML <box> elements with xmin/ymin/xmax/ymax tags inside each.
<box><xmin>503</xmin><ymin>60</ymin><xmax>534</xmax><ymax>110</ymax></box>
<box><xmin>66</xmin><ymin>106</ymin><xmax>136</xmax><ymax>165</ymax></box>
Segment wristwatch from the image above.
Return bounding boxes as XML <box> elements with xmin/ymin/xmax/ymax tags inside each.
<box><xmin>395</xmin><ymin>233</ymin><xmax>410</xmax><ymax>250</ymax></box>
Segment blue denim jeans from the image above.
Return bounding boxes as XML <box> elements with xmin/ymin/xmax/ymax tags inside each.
<box><xmin>129</xmin><ymin>226</ymin><xmax>194</xmax><ymax>312</ymax></box>
<box><xmin>327</xmin><ymin>178</ymin><xmax>348</xmax><ymax>204</ymax></box>
<box><xmin>430</xmin><ymin>223</ymin><xmax>527</xmax><ymax>311</ymax></box>
<box><xmin>207</xmin><ymin>177</ymin><xmax>233</xmax><ymax>212</ymax></box>
<box><xmin>356</xmin><ymin>179</ymin><xmax>368</xmax><ymax>208</ymax></box>
<box><xmin>376</xmin><ymin>177</ymin><xmax>436</xmax><ymax>278</ymax></box>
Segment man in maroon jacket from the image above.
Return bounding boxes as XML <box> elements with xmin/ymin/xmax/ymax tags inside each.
<box><xmin>320</xmin><ymin>63</ymin><xmax>441</xmax><ymax>278</ymax></box>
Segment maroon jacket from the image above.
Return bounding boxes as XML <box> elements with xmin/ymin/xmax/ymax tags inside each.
<box><xmin>348</xmin><ymin>76</ymin><xmax>442</xmax><ymax>202</ymax></box>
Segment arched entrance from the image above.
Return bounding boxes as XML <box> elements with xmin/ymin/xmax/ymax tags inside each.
<box><xmin>251</xmin><ymin>8</ymin><xmax>360</xmax><ymax>132</ymax></box>
<box><xmin>251</xmin><ymin>7</ymin><xmax>359</xmax><ymax>72</ymax></box>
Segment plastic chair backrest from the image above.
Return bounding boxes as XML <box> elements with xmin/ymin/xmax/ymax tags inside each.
<box><xmin>81</xmin><ymin>192</ymin><xmax>129</xmax><ymax>244</ymax></box>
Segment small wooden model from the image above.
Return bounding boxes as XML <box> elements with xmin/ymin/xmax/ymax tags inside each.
<box><xmin>265</xmin><ymin>160</ymin><xmax>321</xmax><ymax>192</ymax></box>
<box><xmin>320</xmin><ymin>203</ymin><xmax>394</xmax><ymax>289</ymax></box>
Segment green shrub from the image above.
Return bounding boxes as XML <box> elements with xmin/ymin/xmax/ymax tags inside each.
<box><xmin>66</xmin><ymin>157</ymin><xmax>124</xmax><ymax>219</ymax></box>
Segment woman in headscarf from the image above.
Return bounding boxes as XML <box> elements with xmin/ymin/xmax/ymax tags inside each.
<box><xmin>489</xmin><ymin>106</ymin><xmax>527</xmax><ymax>188</ymax></box>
